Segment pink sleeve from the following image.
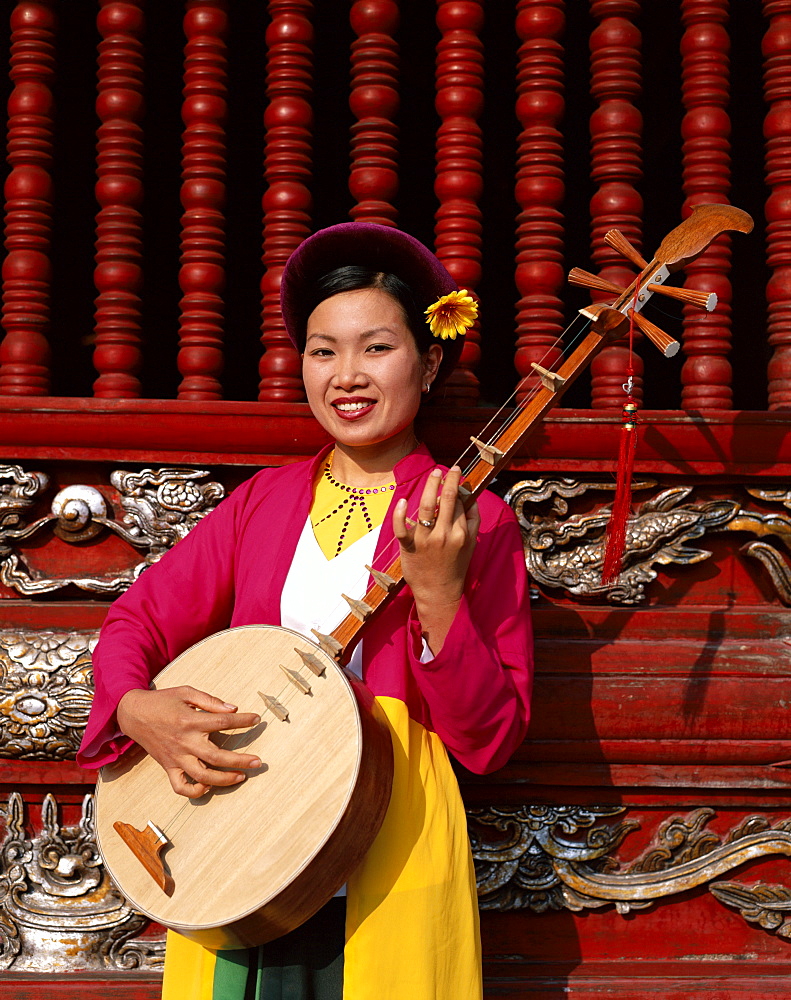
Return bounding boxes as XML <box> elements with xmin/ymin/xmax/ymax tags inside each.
<box><xmin>406</xmin><ymin>504</ymin><xmax>533</xmax><ymax>775</ymax></box>
<box><xmin>77</xmin><ymin>477</ymin><xmax>259</xmax><ymax>769</ymax></box>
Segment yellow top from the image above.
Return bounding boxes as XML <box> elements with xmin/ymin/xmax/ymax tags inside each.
<box><xmin>310</xmin><ymin>454</ymin><xmax>396</xmax><ymax>559</ymax></box>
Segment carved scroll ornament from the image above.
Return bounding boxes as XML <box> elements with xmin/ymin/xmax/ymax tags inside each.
<box><xmin>730</xmin><ymin>487</ymin><xmax>791</xmax><ymax>604</ymax></box>
<box><xmin>710</xmin><ymin>881</ymin><xmax>791</xmax><ymax>939</ymax></box>
<box><xmin>0</xmin><ymin>792</ymin><xmax>164</xmax><ymax>972</ymax></box>
<box><xmin>468</xmin><ymin>804</ymin><xmax>791</xmax><ymax>938</ymax></box>
<box><xmin>0</xmin><ymin>465</ymin><xmax>224</xmax><ymax>596</ymax></box>
<box><xmin>506</xmin><ymin>478</ymin><xmax>791</xmax><ymax>606</ymax></box>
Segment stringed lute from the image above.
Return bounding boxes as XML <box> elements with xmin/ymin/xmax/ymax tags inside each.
<box><xmin>95</xmin><ymin>205</ymin><xmax>753</xmax><ymax>950</ymax></box>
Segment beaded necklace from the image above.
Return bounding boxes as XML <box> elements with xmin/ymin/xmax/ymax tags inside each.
<box><xmin>310</xmin><ymin>457</ymin><xmax>397</xmax><ymax>559</ymax></box>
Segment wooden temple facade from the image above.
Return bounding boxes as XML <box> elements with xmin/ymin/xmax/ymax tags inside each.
<box><xmin>1</xmin><ymin>1</ymin><xmax>790</xmax><ymax>996</ymax></box>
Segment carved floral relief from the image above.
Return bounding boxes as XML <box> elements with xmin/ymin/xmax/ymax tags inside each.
<box><xmin>0</xmin><ymin>631</ymin><xmax>96</xmax><ymax>759</ymax></box>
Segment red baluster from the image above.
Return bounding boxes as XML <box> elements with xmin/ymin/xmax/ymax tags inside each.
<box><xmin>0</xmin><ymin>1</ymin><xmax>56</xmax><ymax>396</ymax></box>
<box><xmin>258</xmin><ymin>0</ymin><xmax>313</xmax><ymax>403</ymax></box>
<box><xmin>513</xmin><ymin>1</ymin><xmax>566</xmax><ymax>404</ymax></box>
<box><xmin>93</xmin><ymin>0</ymin><xmax>145</xmax><ymax>399</ymax></box>
<box><xmin>588</xmin><ymin>0</ymin><xmax>644</xmax><ymax>409</ymax></box>
<box><xmin>349</xmin><ymin>0</ymin><xmax>399</xmax><ymax>226</ymax></box>
<box><xmin>680</xmin><ymin>0</ymin><xmax>733</xmax><ymax>411</ymax></box>
<box><xmin>435</xmin><ymin>0</ymin><xmax>484</xmax><ymax>403</ymax></box>
<box><xmin>177</xmin><ymin>1</ymin><xmax>229</xmax><ymax>401</ymax></box>
<box><xmin>764</xmin><ymin>0</ymin><xmax>791</xmax><ymax>410</ymax></box>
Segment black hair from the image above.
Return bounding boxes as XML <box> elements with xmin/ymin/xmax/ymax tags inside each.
<box><xmin>305</xmin><ymin>265</ymin><xmax>433</xmax><ymax>355</ymax></box>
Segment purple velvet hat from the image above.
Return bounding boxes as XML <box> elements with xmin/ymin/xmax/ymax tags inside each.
<box><xmin>280</xmin><ymin>222</ymin><xmax>465</xmax><ymax>385</ymax></box>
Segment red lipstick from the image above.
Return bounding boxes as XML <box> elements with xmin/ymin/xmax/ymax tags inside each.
<box><xmin>331</xmin><ymin>396</ymin><xmax>376</xmax><ymax>420</ymax></box>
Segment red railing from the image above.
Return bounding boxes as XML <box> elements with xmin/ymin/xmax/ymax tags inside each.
<box><xmin>0</xmin><ymin>1</ymin><xmax>779</xmax><ymax>411</ymax></box>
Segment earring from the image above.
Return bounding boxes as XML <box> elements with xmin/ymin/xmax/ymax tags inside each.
<box><xmin>424</xmin><ymin>382</ymin><xmax>431</xmax><ymax>393</ymax></box>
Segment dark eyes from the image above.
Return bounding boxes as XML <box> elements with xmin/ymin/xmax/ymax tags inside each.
<box><xmin>308</xmin><ymin>344</ymin><xmax>394</xmax><ymax>357</ymax></box>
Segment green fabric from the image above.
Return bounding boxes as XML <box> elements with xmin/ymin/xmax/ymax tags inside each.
<box><xmin>213</xmin><ymin>947</ymin><xmax>253</xmax><ymax>1000</ymax></box>
<box><xmin>212</xmin><ymin>899</ymin><xmax>345</xmax><ymax>1000</ymax></box>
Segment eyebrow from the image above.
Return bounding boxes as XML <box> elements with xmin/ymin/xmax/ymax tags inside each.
<box><xmin>305</xmin><ymin>327</ymin><xmax>398</xmax><ymax>345</ymax></box>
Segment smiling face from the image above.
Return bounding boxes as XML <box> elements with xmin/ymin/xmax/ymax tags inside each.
<box><xmin>303</xmin><ymin>287</ymin><xmax>441</xmax><ymax>467</ymax></box>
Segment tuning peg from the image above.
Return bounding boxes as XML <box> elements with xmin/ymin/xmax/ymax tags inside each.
<box><xmin>568</xmin><ymin>267</ymin><xmax>623</xmax><ymax>295</ymax></box>
<box><xmin>645</xmin><ymin>282</ymin><xmax>717</xmax><ymax>311</ymax></box>
<box><xmin>604</xmin><ymin>230</ymin><xmax>649</xmax><ymax>270</ymax></box>
<box><xmin>629</xmin><ymin>309</ymin><xmax>680</xmax><ymax>358</ymax></box>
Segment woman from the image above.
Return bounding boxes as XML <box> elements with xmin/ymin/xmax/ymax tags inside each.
<box><xmin>79</xmin><ymin>222</ymin><xmax>533</xmax><ymax>1000</ymax></box>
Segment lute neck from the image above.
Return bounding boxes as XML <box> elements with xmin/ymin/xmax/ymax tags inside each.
<box><xmin>306</xmin><ymin>203</ymin><xmax>754</xmax><ymax>667</ymax></box>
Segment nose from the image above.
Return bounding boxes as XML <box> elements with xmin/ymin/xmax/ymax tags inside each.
<box><xmin>332</xmin><ymin>351</ymin><xmax>369</xmax><ymax>391</ymax></box>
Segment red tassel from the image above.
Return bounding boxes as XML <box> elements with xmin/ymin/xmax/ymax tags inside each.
<box><xmin>601</xmin><ymin>400</ymin><xmax>638</xmax><ymax>585</ymax></box>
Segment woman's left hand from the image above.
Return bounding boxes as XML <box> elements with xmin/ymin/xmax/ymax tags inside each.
<box><xmin>393</xmin><ymin>466</ymin><xmax>480</xmax><ymax>654</ymax></box>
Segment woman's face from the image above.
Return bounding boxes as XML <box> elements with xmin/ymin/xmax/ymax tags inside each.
<box><xmin>302</xmin><ymin>287</ymin><xmax>441</xmax><ymax>455</ymax></box>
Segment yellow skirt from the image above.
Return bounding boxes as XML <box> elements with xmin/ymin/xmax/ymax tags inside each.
<box><xmin>162</xmin><ymin>696</ymin><xmax>482</xmax><ymax>1000</ymax></box>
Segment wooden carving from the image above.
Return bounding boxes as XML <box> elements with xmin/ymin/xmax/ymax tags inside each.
<box><xmin>176</xmin><ymin>1</ymin><xmax>230</xmax><ymax>401</ymax></box>
<box><xmin>258</xmin><ymin>0</ymin><xmax>314</xmax><ymax>403</ymax></box>
<box><xmin>0</xmin><ymin>1</ymin><xmax>57</xmax><ymax>397</ymax></box>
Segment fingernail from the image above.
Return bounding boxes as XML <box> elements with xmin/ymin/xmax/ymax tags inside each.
<box><xmin>222</xmin><ymin>702</ymin><xmax>236</xmax><ymax>710</ymax></box>
<box><xmin>396</xmin><ymin>497</ymin><xmax>407</xmax><ymax>509</ymax></box>
<box><xmin>234</xmin><ymin>774</ymin><xmax>246</xmax><ymax>784</ymax></box>
<box><xmin>450</xmin><ymin>465</ymin><xmax>461</xmax><ymax>472</ymax></box>
<box><xmin>250</xmin><ymin>758</ymin><xmax>262</xmax><ymax>768</ymax></box>
<box><xmin>431</xmin><ymin>468</ymin><xmax>442</xmax><ymax>477</ymax></box>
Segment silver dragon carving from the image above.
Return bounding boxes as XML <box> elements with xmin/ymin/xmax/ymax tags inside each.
<box><xmin>468</xmin><ymin>804</ymin><xmax>791</xmax><ymax>938</ymax></box>
<box><xmin>0</xmin><ymin>465</ymin><xmax>224</xmax><ymax>596</ymax></box>
<box><xmin>506</xmin><ymin>477</ymin><xmax>791</xmax><ymax>606</ymax></box>
<box><xmin>0</xmin><ymin>630</ymin><xmax>97</xmax><ymax>760</ymax></box>
<box><xmin>0</xmin><ymin>792</ymin><xmax>165</xmax><ymax>973</ymax></box>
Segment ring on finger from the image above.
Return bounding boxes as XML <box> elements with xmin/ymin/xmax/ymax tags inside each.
<box><xmin>419</xmin><ymin>518</ymin><xmax>435</xmax><ymax>529</ymax></box>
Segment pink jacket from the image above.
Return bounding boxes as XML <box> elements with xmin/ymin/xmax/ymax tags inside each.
<box><xmin>78</xmin><ymin>444</ymin><xmax>533</xmax><ymax>774</ymax></box>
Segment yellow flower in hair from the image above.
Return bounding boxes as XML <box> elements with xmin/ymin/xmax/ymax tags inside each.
<box><xmin>424</xmin><ymin>289</ymin><xmax>478</xmax><ymax>340</ymax></box>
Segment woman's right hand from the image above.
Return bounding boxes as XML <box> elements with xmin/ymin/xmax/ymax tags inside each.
<box><xmin>117</xmin><ymin>686</ymin><xmax>262</xmax><ymax>798</ymax></box>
